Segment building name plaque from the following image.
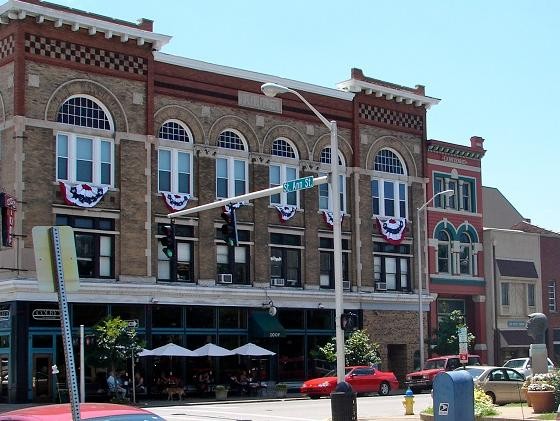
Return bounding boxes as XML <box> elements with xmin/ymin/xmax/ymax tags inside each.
<box><xmin>238</xmin><ymin>91</ymin><xmax>282</xmax><ymax>113</ymax></box>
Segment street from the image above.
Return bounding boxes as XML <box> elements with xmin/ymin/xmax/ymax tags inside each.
<box><xmin>144</xmin><ymin>393</ymin><xmax>433</xmax><ymax>421</ymax></box>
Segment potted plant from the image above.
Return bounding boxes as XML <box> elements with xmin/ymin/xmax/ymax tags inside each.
<box><xmin>214</xmin><ymin>385</ymin><xmax>228</xmax><ymax>401</ymax></box>
<box><xmin>275</xmin><ymin>383</ymin><xmax>288</xmax><ymax>398</ymax></box>
<box><xmin>527</xmin><ymin>377</ymin><xmax>555</xmax><ymax>413</ymax></box>
<box><xmin>521</xmin><ymin>376</ymin><xmax>532</xmax><ymax>406</ymax></box>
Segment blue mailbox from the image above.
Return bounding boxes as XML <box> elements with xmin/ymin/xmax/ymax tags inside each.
<box><xmin>433</xmin><ymin>370</ymin><xmax>474</xmax><ymax>421</ymax></box>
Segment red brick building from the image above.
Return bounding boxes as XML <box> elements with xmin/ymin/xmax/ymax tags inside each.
<box><xmin>424</xmin><ymin>137</ymin><xmax>487</xmax><ymax>361</ymax></box>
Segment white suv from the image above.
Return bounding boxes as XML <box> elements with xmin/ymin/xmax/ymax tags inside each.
<box><xmin>503</xmin><ymin>357</ymin><xmax>554</xmax><ymax>377</ymax></box>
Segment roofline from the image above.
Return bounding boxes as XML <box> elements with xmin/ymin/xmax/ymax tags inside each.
<box><xmin>154</xmin><ymin>52</ymin><xmax>356</xmax><ymax>101</ymax></box>
<box><xmin>0</xmin><ymin>0</ymin><xmax>171</xmax><ymax>50</ymax></box>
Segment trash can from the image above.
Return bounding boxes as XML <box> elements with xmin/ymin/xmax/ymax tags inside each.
<box><xmin>330</xmin><ymin>381</ymin><xmax>357</xmax><ymax>421</ymax></box>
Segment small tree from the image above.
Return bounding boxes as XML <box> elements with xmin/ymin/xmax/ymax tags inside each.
<box><xmin>316</xmin><ymin>329</ymin><xmax>381</xmax><ymax>367</ymax></box>
<box><xmin>88</xmin><ymin>316</ymin><xmax>144</xmax><ymax>373</ymax></box>
<box><xmin>432</xmin><ymin>310</ymin><xmax>475</xmax><ymax>356</ymax></box>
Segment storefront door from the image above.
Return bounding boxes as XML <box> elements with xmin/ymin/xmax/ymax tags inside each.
<box><xmin>0</xmin><ymin>354</ymin><xmax>8</xmax><ymax>403</ymax></box>
<box><xmin>32</xmin><ymin>354</ymin><xmax>52</xmax><ymax>403</ymax></box>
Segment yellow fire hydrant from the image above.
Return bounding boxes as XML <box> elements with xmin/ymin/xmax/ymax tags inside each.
<box><xmin>403</xmin><ymin>388</ymin><xmax>415</xmax><ymax>415</ymax></box>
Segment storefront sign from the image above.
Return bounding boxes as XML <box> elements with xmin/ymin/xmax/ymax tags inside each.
<box><xmin>0</xmin><ymin>310</ymin><xmax>9</xmax><ymax>321</ymax></box>
<box><xmin>507</xmin><ymin>320</ymin><xmax>526</xmax><ymax>328</ymax></box>
<box><xmin>32</xmin><ymin>309</ymin><xmax>61</xmax><ymax>320</ymax></box>
<box><xmin>0</xmin><ymin>193</ymin><xmax>17</xmax><ymax>247</ymax></box>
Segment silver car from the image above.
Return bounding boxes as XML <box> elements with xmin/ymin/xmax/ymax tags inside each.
<box><xmin>457</xmin><ymin>365</ymin><xmax>525</xmax><ymax>404</ymax></box>
<box><xmin>503</xmin><ymin>357</ymin><xmax>554</xmax><ymax>378</ymax></box>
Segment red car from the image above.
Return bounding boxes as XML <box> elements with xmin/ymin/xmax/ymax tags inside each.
<box><xmin>0</xmin><ymin>403</ymin><xmax>164</xmax><ymax>421</ymax></box>
<box><xmin>300</xmin><ymin>366</ymin><xmax>399</xmax><ymax>399</ymax></box>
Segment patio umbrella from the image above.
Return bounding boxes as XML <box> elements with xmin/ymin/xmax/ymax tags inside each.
<box><xmin>138</xmin><ymin>348</ymin><xmax>152</xmax><ymax>357</ymax></box>
<box><xmin>193</xmin><ymin>343</ymin><xmax>234</xmax><ymax>357</ymax></box>
<box><xmin>231</xmin><ymin>342</ymin><xmax>275</xmax><ymax>356</ymax></box>
<box><xmin>139</xmin><ymin>342</ymin><xmax>197</xmax><ymax>376</ymax></box>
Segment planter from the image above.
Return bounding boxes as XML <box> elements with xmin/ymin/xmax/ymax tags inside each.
<box><xmin>275</xmin><ymin>388</ymin><xmax>287</xmax><ymax>398</ymax></box>
<box><xmin>520</xmin><ymin>387</ymin><xmax>531</xmax><ymax>407</ymax></box>
<box><xmin>527</xmin><ymin>390</ymin><xmax>555</xmax><ymax>413</ymax></box>
<box><xmin>214</xmin><ymin>388</ymin><xmax>228</xmax><ymax>401</ymax></box>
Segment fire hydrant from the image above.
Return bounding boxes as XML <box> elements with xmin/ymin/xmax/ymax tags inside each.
<box><xmin>403</xmin><ymin>387</ymin><xmax>415</xmax><ymax>415</ymax></box>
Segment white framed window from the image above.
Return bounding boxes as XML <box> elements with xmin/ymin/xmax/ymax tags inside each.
<box><xmin>549</xmin><ymin>281</ymin><xmax>557</xmax><ymax>312</ymax></box>
<box><xmin>56</xmin><ymin>95</ymin><xmax>114</xmax><ymax>186</ymax></box>
<box><xmin>371</xmin><ymin>149</ymin><xmax>407</xmax><ymax>218</ymax></box>
<box><xmin>437</xmin><ymin>230</ymin><xmax>451</xmax><ymax>273</ymax></box>
<box><xmin>216</xmin><ymin>130</ymin><xmax>248</xmax><ymax>199</ymax></box>
<box><xmin>528</xmin><ymin>283</ymin><xmax>536</xmax><ymax>307</ymax></box>
<box><xmin>318</xmin><ymin>147</ymin><xmax>346</xmax><ymax>212</ymax></box>
<box><xmin>158</xmin><ymin>120</ymin><xmax>193</xmax><ymax>194</ymax></box>
<box><xmin>501</xmin><ymin>282</ymin><xmax>510</xmax><ymax>306</ymax></box>
<box><xmin>433</xmin><ymin>174</ymin><xmax>475</xmax><ymax>212</ymax></box>
<box><xmin>270</xmin><ymin>138</ymin><xmax>299</xmax><ymax>207</ymax></box>
<box><xmin>459</xmin><ymin>232</ymin><xmax>472</xmax><ymax>275</ymax></box>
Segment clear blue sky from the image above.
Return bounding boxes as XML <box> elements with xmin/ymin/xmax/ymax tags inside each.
<box><xmin>53</xmin><ymin>1</ymin><xmax>560</xmax><ymax>232</ymax></box>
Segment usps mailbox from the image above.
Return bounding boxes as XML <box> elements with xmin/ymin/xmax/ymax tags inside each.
<box><xmin>433</xmin><ymin>370</ymin><xmax>474</xmax><ymax>421</ymax></box>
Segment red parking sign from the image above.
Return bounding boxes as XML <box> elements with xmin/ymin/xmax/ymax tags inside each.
<box><xmin>459</xmin><ymin>352</ymin><xmax>468</xmax><ymax>363</ymax></box>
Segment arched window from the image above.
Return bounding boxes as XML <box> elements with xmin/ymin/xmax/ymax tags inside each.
<box><xmin>459</xmin><ymin>232</ymin><xmax>472</xmax><ymax>275</ymax></box>
<box><xmin>157</xmin><ymin>120</ymin><xmax>193</xmax><ymax>194</ymax></box>
<box><xmin>56</xmin><ymin>95</ymin><xmax>114</xmax><ymax>186</ymax></box>
<box><xmin>318</xmin><ymin>147</ymin><xmax>346</xmax><ymax>212</ymax></box>
<box><xmin>216</xmin><ymin>129</ymin><xmax>248</xmax><ymax>199</ymax></box>
<box><xmin>437</xmin><ymin>230</ymin><xmax>451</xmax><ymax>273</ymax></box>
<box><xmin>371</xmin><ymin>148</ymin><xmax>407</xmax><ymax>219</ymax></box>
<box><xmin>270</xmin><ymin>138</ymin><xmax>299</xmax><ymax>207</ymax></box>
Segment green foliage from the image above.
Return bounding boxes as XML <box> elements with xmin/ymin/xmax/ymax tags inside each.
<box><xmin>543</xmin><ymin>370</ymin><xmax>560</xmax><ymax>407</ymax></box>
<box><xmin>432</xmin><ymin>310</ymin><xmax>475</xmax><ymax>356</ymax></box>
<box><xmin>474</xmin><ymin>385</ymin><xmax>498</xmax><ymax>417</ymax></box>
<box><xmin>315</xmin><ymin>329</ymin><xmax>381</xmax><ymax>367</ymax></box>
<box><xmin>88</xmin><ymin>316</ymin><xmax>144</xmax><ymax>373</ymax></box>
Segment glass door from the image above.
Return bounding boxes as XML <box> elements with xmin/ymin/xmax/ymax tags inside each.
<box><xmin>0</xmin><ymin>354</ymin><xmax>8</xmax><ymax>403</ymax></box>
<box><xmin>32</xmin><ymin>354</ymin><xmax>52</xmax><ymax>403</ymax></box>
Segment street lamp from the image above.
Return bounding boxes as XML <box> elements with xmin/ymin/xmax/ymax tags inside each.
<box><xmin>261</xmin><ymin>82</ymin><xmax>345</xmax><ymax>383</ymax></box>
<box><xmin>417</xmin><ymin>188</ymin><xmax>454</xmax><ymax>370</ymax></box>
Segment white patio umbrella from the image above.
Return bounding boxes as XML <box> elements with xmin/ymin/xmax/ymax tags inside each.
<box><xmin>138</xmin><ymin>348</ymin><xmax>152</xmax><ymax>357</ymax></box>
<box><xmin>193</xmin><ymin>343</ymin><xmax>234</xmax><ymax>357</ymax></box>
<box><xmin>231</xmin><ymin>342</ymin><xmax>275</xmax><ymax>356</ymax></box>
<box><xmin>139</xmin><ymin>342</ymin><xmax>197</xmax><ymax>376</ymax></box>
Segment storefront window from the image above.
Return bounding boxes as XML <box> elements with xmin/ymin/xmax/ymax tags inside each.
<box><xmin>72</xmin><ymin>304</ymin><xmax>108</xmax><ymax>327</ymax></box>
<box><xmin>278</xmin><ymin>309</ymin><xmax>304</xmax><ymax>329</ymax></box>
<box><xmin>186</xmin><ymin>307</ymin><xmax>215</xmax><ymax>329</ymax></box>
<box><xmin>218</xmin><ymin>308</ymin><xmax>247</xmax><ymax>329</ymax></box>
<box><xmin>307</xmin><ymin>309</ymin><xmax>333</xmax><ymax>330</ymax></box>
<box><xmin>278</xmin><ymin>335</ymin><xmax>304</xmax><ymax>381</ymax></box>
<box><xmin>111</xmin><ymin>305</ymin><xmax>145</xmax><ymax>328</ymax></box>
<box><xmin>152</xmin><ymin>305</ymin><xmax>182</xmax><ymax>328</ymax></box>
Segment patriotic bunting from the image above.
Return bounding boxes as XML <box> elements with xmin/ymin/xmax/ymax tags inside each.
<box><xmin>162</xmin><ymin>192</ymin><xmax>191</xmax><ymax>212</ymax></box>
<box><xmin>322</xmin><ymin>210</ymin><xmax>344</xmax><ymax>229</ymax></box>
<box><xmin>274</xmin><ymin>205</ymin><xmax>297</xmax><ymax>223</ymax></box>
<box><xmin>59</xmin><ymin>182</ymin><xmax>109</xmax><ymax>208</ymax></box>
<box><xmin>376</xmin><ymin>217</ymin><xmax>406</xmax><ymax>245</ymax></box>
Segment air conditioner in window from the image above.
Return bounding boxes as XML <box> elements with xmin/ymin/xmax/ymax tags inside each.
<box><xmin>375</xmin><ymin>282</ymin><xmax>387</xmax><ymax>291</ymax></box>
<box><xmin>217</xmin><ymin>274</ymin><xmax>232</xmax><ymax>284</ymax></box>
<box><xmin>343</xmin><ymin>280</ymin><xmax>351</xmax><ymax>290</ymax></box>
<box><xmin>271</xmin><ymin>278</ymin><xmax>285</xmax><ymax>287</ymax></box>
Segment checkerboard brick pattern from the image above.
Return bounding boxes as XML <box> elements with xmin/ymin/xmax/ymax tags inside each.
<box><xmin>359</xmin><ymin>103</ymin><xmax>424</xmax><ymax>132</ymax></box>
<box><xmin>24</xmin><ymin>33</ymin><xmax>147</xmax><ymax>75</ymax></box>
<box><xmin>0</xmin><ymin>35</ymin><xmax>15</xmax><ymax>60</ymax></box>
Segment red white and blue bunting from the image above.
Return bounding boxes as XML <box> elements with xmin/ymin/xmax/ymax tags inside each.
<box><xmin>376</xmin><ymin>217</ymin><xmax>406</xmax><ymax>245</ymax></box>
<box><xmin>59</xmin><ymin>182</ymin><xmax>109</xmax><ymax>208</ymax></box>
<box><xmin>162</xmin><ymin>192</ymin><xmax>192</xmax><ymax>212</ymax></box>
<box><xmin>322</xmin><ymin>210</ymin><xmax>344</xmax><ymax>229</ymax></box>
<box><xmin>274</xmin><ymin>205</ymin><xmax>297</xmax><ymax>223</ymax></box>
<box><xmin>223</xmin><ymin>201</ymin><xmax>249</xmax><ymax>214</ymax></box>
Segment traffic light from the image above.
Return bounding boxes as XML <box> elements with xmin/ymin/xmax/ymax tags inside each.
<box><xmin>341</xmin><ymin>312</ymin><xmax>358</xmax><ymax>331</ymax></box>
<box><xmin>160</xmin><ymin>224</ymin><xmax>176</xmax><ymax>259</ymax></box>
<box><xmin>221</xmin><ymin>205</ymin><xmax>238</xmax><ymax>247</ymax></box>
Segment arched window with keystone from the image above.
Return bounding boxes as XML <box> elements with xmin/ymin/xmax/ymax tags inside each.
<box><xmin>157</xmin><ymin>119</ymin><xmax>194</xmax><ymax>195</ymax></box>
<box><xmin>318</xmin><ymin>147</ymin><xmax>346</xmax><ymax>212</ymax></box>
<box><xmin>371</xmin><ymin>148</ymin><xmax>408</xmax><ymax>219</ymax></box>
<box><xmin>216</xmin><ymin>129</ymin><xmax>249</xmax><ymax>199</ymax></box>
<box><xmin>269</xmin><ymin>138</ymin><xmax>299</xmax><ymax>207</ymax></box>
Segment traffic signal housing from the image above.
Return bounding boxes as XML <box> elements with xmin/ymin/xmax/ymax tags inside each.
<box><xmin>221</xmin><ymin>206</ymin><xmax>238</xmax><ymax>247</ymax></box>
<box><xmin>341</xmin><ymin>312</ymin><xmax>358</xmax><ymax>331</ymax></box>
<box><xmin>160</xmin><ymin>224</ymin><xmax>176</xmax><ymax>259</ymax></box>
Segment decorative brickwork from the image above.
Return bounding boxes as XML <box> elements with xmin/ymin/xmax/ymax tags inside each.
<box><xmin>24</xmin><ymin>33</ymin><xmax>147</xmax><ymax>75</ymax></box>
<box><xmin>359</xmin><ymin>103</ymin><xmax>423</xmax><ymax>132</ymax></box>
<box><xmin>0</xmin><ymin>35</ymin><xmax>15</xmax><ymax>60</ymax></box>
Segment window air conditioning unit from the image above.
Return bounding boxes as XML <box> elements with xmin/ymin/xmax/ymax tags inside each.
<box><xmin>271</xmin><ymin>278</ymin><xmax>285</xmax><ymax>287</ymax></box>
<box><xmin>375</xmin><ymin>282</ymin><xmax>387</xmax><ymax>291</ymax></box>
<box><xmin>217</xmin><ymin>274</ymin><xmax>233</xmax><ymax>284</ymax></box>
<box><xmin>343</xmin><ymin>280</ymin><xmax>351</xmax><ymax>290</ymax></box>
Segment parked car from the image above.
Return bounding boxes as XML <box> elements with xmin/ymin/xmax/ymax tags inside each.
<box><xmin>404</xmin><ymin>354</ymin><xmax>481</xmax><ymax>393</ymax></box>
<box><xmin>300</xmin><ymin>366</ymin><xmax>399</xmax><ymax>399</ymax></box>
<box><xmin>456</xmin><ymin>365</ymin><xmax>525</xmax><ymax>404</ymax></box>
<box><xmin>0</xmin><ymin>403</ymin><xmax>165</xmax><ymax>421</ymax></box>
<box><xmin>502</xmin><ymin>357</ymin><xmax>555</xmax><ymax>378</ymax></box>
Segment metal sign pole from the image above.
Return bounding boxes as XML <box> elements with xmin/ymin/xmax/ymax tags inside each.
<box><xmin>50</xmin><ymin>227</ymin><xmax>81</xmax><ymax>421</ymax></box>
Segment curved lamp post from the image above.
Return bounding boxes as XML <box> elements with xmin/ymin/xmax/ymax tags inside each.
<box><xmin>417</xmin><ymin>188</ymin><xmax>454</xmax><ymax>370</ymax></box>
<box><xmin>261</xmin><ymin>82</ymin><xmax>345</xmax><ymax>383</ymax></box>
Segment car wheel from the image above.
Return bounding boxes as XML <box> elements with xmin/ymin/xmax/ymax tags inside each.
<box><xmin>486</xmin><ymin>391</ymin><xmax>496</xmax><ymax>404</ymax></box>
<box><xmin>309</xmin><ymin>395</ymin><xmax>320</xmax><ymax>400</ymax></box>
<box><xmin>378</xmin><ymin>381</ymin><xmax>391</xmax><ymax>396</ymax></box>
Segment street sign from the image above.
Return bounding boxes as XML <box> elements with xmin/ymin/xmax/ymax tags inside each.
<box><xmin>126</xmin><ymin>319</ymin><xmax>139</xmax><ymax>328</ymax></box>
<box><xmin>283</xmin><ymin>176</ymin><xmax>314</xmax><ymax>193</ymax></box>
<box><xmin>458</xmin><ymin>326</ymin><xmax>467</xmax><ymax>343</ymax></box>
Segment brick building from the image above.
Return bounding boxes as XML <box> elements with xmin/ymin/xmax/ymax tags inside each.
<box><xmin>424</xmin><ymin>137</ymin><xmax>487</xmax><ymax>361</ymax></box>
<box><xmin>0</xmin><ymin>0</ymin><xmax>447</xmax><ymax>403</ymax></box>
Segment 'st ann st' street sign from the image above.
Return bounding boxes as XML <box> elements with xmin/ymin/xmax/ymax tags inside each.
<box><xmin>283</xmin><ymin>176</ymin><xmax>314</xmax><ymax>193</ymax></box>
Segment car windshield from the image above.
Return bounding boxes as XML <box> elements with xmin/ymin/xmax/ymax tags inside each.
<box><xmin>504</xmin><ymin>360</ymin><xmax>524</xmax><ymax>368</ymax></box>
<box><xmin>425</xmin><ymin>359</ymin><xmax>446</xmax><ymax>369</ymax></box>
<box><xmin>461</xmin><ymin>367</ymin><xmax>486</xmax><ymax>379</ymax></box>
<box><xmin>325</xmin><ymin>368</ymin><xmax>352</xmax><ymax>377</ymax></box>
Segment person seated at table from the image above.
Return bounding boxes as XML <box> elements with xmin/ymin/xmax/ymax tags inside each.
<box><xmin>238</xmin><ymin>370</ymin><xmax>252</xmax><ymax>395</ymax></box>
<box><xmin>135</xmin><ymin>372</ymin><xmax>146</xmax><ymax>393</ymax></box>
<box><xmin>156</xmin><ymin>371</ymin><xmax>169</xmax><ymax>386</ymax></box>
<box><xmin>197</xmin><ymin>370</ymin><xmax>211</xmax><ymax>394</ymax></box>
<box><xmin>107</xmin><ymin>371</ymin><xmax>126</xmax><ymax>399</ymax></box>
<box><xmin>228</xmin><ymin>373</ymin><xmax>242</xmax><ymax>395</ymax></box>
<box><xmin>167</xmin><ymin>373</ymin><xmax>179</xmax><ymax>386</ymax></box>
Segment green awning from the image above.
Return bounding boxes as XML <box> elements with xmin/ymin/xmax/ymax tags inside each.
<box><xmin>249</xmin><ymin>311</ymin><xmax>286</xmax><ymax>338</ymax></box>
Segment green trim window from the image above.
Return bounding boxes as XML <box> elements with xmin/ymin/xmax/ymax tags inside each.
<box><xmin>433</xmin><ymin>173</ymin><xmax>476</xmax><ymax>213</ymax></box>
